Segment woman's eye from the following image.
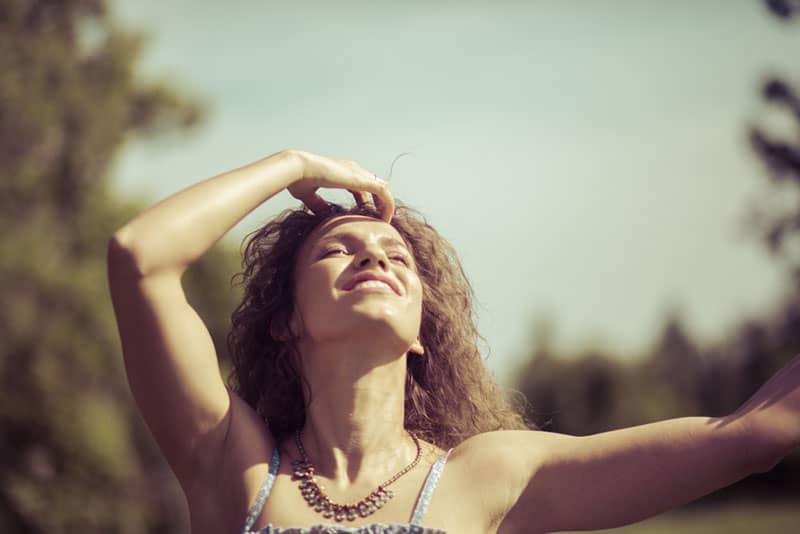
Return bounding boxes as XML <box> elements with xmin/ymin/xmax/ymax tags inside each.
<box><xmin>390</xmin><ymin>255</ymin><xmax>410</xmax><ymax>266</ymax></box>
<box><xmin>322</xmin><ymin>249</ymin><xmax>346</xmax><ymax>258</ymax></box>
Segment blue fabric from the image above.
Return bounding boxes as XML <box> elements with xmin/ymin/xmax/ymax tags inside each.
<box><xmin>241</xmin><ymin>447</ymin><xmax>452</xmax><ymax>534</ymax></box>
<box><xmin>247</xmin><ymin>525</ymin><xmax>445</xmax><ymax>533</ymax></box>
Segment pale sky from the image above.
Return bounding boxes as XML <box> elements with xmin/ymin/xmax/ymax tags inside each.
<box><xmin>108</xmin><ymin>0</ymin><xmax>798</xmax><ymax>384</ymax></box>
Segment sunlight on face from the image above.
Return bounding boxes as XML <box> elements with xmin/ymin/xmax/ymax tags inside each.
<box><xmin>292</xmin><ymin>215</ymin><xmax>424</xmax><ymax>351</ymax></box>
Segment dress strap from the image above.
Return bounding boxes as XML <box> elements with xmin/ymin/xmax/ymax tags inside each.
<box><xmin>409</xmin><ymin>448</ymin><xmax>453</xmax><ymax>525</ymax></box>
<box><xmin>241</xmin><ymin>447</ymin><xmax>281</xmax><ymax>534</ymax></box>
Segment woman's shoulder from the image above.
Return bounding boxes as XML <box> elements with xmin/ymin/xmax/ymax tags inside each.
<box><xmin>188</xmin><ymin>389</ymin><xmax>277</xmax><ymax>533</ymax></box>
<box><xmin>448</xmin><ymin>430</ymin><xmax>552</xmax><ymax>519</ymax></box>
<box><xmin>419</xmin><ymin>431</ymin><xmax>540</xmax><ymax>532</ymax></box>
<box><xmin>451</xmin><ymin>429</ymin><xmax>561</xmax><ymax>483</ymax></box>
<box><xmin>224</xmin><ymin>389</ymin><xmax>277</xmax><ymax>457</ymax></box>
<box><xmin>450</xmin><ymin>429</ymin><xmax>544</xmax><ymax>460</ymax></box>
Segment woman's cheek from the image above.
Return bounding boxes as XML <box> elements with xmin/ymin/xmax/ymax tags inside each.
<box><xmin>305</xmin><ymin>277</ymin><xmax>337</xmax><ymax>308</ymax></box>
<box><xmin>409</xmin><ymin>275</ymin><xmax>424</xmax><ymax>303</ymax></box>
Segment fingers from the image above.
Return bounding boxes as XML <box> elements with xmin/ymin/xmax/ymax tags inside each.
<box><xmin>300</xmin><ymin>192</ymin><xmax>332</xmax><ymax>216</ymax></box>
<box><xmin>295</xmin><ymin>155</ymin><xmax>396</xmax><ymax>222</ymax></box>
<box><xmin>339</xmin><ymin>161</ymin><xmax>395</xmax><ymax>222</ymax></box>
<box><xmin>372</xmin><ymin>186</ymin><xmax>395</xmax><ymax>223</ymax></box>
<box><xmin>356</xmin><ymin>175</ymin><xmax>394</xmax><ymax>222</ymax></box>
<box><xmin>380</xmin><ymin>189</ymin><xmax>396</xmax><ymax>222</ymax></box>
<box><xmin>361</xmin><ymin>174</ymin><xmax>395</xmax><ymax>222</ymax></box>
<box><xmin>349</xmin><ymin>189</ymin><xmax>369</xmax><ymax>209</ymax></box>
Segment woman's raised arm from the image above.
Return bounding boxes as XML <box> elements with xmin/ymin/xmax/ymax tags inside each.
<box><xmin>110</xmin><ymin>150</ymin><xmax>393</xmax><ymax>276</ymax></box>
<box><xmin>106</xmin><ymin>149</ymin><xmax>392</xmax><ymax>491</ymax></box>
<box><xmin>463</xmin><ymin>354</ymin><xmax>800</xmax><ymax>533</ymax></box>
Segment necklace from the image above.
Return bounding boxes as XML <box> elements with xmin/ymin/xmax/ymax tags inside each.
<box><xmin>292</xmin><ymin>428</ymin><xmax>422</xmax><ymax>522</ymax></box>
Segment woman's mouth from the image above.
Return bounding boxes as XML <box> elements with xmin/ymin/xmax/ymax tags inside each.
<box><xmin>350</xmin><ymin>279</ymin><xmax>396</xmax><ymax>293</ymax></box>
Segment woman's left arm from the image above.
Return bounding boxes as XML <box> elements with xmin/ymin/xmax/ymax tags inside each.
<box><xmin>487</xmin><ymin>353</ymin><xmax>800</xmax><ymax>533</ymax></box>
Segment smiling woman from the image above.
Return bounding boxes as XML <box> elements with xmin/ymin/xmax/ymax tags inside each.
<box><xmin>229</xmin><ymin>205</ymin><xmax>527</xmax><ymax>455</ymax></box>
<box><xmin>107</xmin><ymin>149</ymin><xmax>800</xmax><ymax>534</ymax></box>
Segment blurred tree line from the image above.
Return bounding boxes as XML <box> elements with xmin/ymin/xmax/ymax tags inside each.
<box><xmin>0</xmin><ymin>0</ymin><xmax>239</xmax><ymax>531</ymax></box>
<box><xmin>2</xmin><ymin>0</ymin><xmax>799</xmax><ymax>531</ymax></box>
<box><xmin>516</xmin><ymin>0</ymin><xmax>800</xmax><ymax>505</ymax></box>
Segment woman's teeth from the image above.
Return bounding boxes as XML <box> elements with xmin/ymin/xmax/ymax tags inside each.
<box><xmin>354</xmin><ymin>280</ymin><xmax>392</xmax><ymax>291</ymax></box>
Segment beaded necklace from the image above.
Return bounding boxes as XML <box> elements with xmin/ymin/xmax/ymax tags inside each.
<box><xmin>292</xmin><ymin>429</ymin><xmax>422</xmax><ymax>522</ymax></box>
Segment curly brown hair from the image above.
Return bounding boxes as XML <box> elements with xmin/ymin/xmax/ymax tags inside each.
<box><xmin>227</xmin><ymin>203</ymin><xmax>531</xmax><ymax>449</ymax></box>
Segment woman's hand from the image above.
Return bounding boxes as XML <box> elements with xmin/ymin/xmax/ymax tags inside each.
<box><xmin>729</xmin><ymin>352</ymin><xmax>800</xmax><ymax>471</ymax></box>
<box><xmin>286</xmin><ymin>149</ymin><xmax>395</xmax><ymax>222</ymax></box>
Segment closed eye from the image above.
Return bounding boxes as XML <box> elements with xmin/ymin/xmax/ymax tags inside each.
<box><xmin>390</xmin><ymin>255</ymin><xmax>410</xmax><ymax>266</ymax></box>
<box><xmin>321</xmin><ymin>248</ymin><xmax>348</xmax><ymax>258</ymax></box>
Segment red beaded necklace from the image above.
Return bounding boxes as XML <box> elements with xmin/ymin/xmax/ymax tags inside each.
<box><xmin>292</xmin><ymin>429</ymin><xmax>422</xmax><ymax>523</ymax></box>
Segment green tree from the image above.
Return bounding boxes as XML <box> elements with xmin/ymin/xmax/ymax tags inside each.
<box><xmin>636</xmin><ymin>313</ymin><xmax>703</xmax><ymax>420</ymax></box>
<box><xmin>0</xmin><ymin>0</ymin><xmax>239</xmax><ymax>531</ymax></box>
<box><xmin>749</xmin><ymin>0</ymin><xmax>800</xmax><ymax>281</ymax></box>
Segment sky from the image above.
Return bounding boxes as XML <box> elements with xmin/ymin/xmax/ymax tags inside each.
<box><xmin>108</xmin><ymin>0</ymin><xmax>799</xmax><ymax>385</ymax></box>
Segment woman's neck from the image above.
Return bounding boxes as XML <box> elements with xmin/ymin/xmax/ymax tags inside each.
<box><xmin>297</xmin><ymin>338</ymin><xmax>414</xmax><ymax>487</ymax></box>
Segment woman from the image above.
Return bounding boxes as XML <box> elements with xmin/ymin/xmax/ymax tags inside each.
<box><xmin>107</xmin><ymin>149</ymin><xmax>800</xmax><ymax>534</ymax></box>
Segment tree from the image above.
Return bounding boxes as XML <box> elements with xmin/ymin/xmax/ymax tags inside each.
<box><xmin>749</xmin><ymin>0</ymin><xmax>800</xmax><ymax>282</ymax></box>
<box><xmin>0</xmin><ymin>1</ymin><xmax>239</xmax><ymax>531</ymax></box>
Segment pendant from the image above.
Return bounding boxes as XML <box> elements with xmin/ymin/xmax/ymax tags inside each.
<box><xmin>291</xmin><ymin>459</ymin><xmax>394</xmax><ymax>522</ymax></box>
<box><xmin>292</xmin><ymin>429</ymin><xmax>421</xmax><ymax>522</ymax></box>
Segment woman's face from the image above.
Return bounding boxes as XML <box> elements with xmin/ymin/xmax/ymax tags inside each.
<box><xmin>291</xmin><ymin>215</ymin><xmax>424</xmax><ymax>354</ymax></box>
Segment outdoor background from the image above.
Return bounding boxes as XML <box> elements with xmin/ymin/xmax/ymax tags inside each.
<box><xmin>1</xmin><ymin>0</ymin><xmax>799</xmax><ymax>532</ymax></box>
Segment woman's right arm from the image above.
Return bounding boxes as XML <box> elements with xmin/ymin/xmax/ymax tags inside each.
<box><xmin>106</xmin><ymin>149</ymin><xmax>392</xmax><ymax>490</ymax></box>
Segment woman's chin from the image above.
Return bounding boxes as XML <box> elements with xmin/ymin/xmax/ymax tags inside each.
<box><xmin>345</xmin><ymin>299</ymin><xmax>406</xmax><ymax>321</ymax></box>
<box><xmin>338</xmin><ymin>309</ymin><xmax>417</xmax><ymax>346</ymax></box>
<box><xmin>302</xmin><ymin>301</ymin><xmax>421</xmax><ymax>348</ymax></box>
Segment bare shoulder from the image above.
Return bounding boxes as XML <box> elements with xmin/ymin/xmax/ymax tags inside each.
<box><xmin>188</xmin><ymin>389</ymin><xmax>276</xmax><ymax>534</ymax></box>
<box><xmin>450</xmin><ymin>430</ymin><xmax>553</xmax><ymax>479</ymax></box>
<box><xmin>444</xmin><ymin>430</ymin><xmax>556</xmax><ymax>532</ymax></box>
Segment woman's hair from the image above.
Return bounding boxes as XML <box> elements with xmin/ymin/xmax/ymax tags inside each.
<box><xmin>227</xmin><ymin>203</ymin><xmax>531</xmax><ymax>449</ymax></box>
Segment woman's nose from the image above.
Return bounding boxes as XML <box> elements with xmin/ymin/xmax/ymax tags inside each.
<box><xmin>356</xmin><ymin>248</ymin><xmax>388</xmax><ymax>270</ymax></box>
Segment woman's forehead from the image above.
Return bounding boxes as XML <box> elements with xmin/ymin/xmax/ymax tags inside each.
<box><xmin>298</xmin><ymin>215</ymin><xmax>408</xmax><ymax>257</ymax></box>
<box><xmin>308</xmin><ymin>215</ymin><xmax>404</xmax><ymax>245</ymax></box>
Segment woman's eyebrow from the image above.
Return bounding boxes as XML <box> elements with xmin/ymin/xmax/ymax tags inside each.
<box><xmin>314</xmin><ymin>233</ymin><xmax>354</xmax><ymax>248</ymax></box>
<box><xmin>379</xmin><ymin>236</ymin><xmax>411</xmax><ymax>251</ymax></box>
<box><xmin>315</xmin><ymin>233</ymin><xmax>410</xmax><ymax>251</ymax></box>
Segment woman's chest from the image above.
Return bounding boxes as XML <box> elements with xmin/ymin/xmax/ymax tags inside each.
<box><xmin>188</xmin><ymin>427</ymin><xmax>501</xmax><ymax>534</ymax></box>
<box><xmin>209</xmin><ymin>461</ymin><xmax>492</xmax><ymax>534</ymax></box>
<box><xmin>259</xmin><ymin>475</ymin><xmax>486</xmax><ymax>532</ymax></box>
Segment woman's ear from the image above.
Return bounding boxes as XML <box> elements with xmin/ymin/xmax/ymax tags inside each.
<box><xmin>409</xmin><ymin>337</ymin><xmax>425</xmax><ymax>356</ymax></box>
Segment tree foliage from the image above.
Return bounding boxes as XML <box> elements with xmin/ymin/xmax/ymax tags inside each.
<box><xmin>749</xmin><ymin>2</ymin><xmax>800</xmax><ymax>283</ymax></box>
<box><xmin>0</xmin><ymin>1</ymin><xmax>239</xmax><ymax>531</ymax></box>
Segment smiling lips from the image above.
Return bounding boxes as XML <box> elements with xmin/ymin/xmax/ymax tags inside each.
<box><xmin>344</xmin><ymin>272</ymin><xmax>401</xmax><ymax>295</ymax></box>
